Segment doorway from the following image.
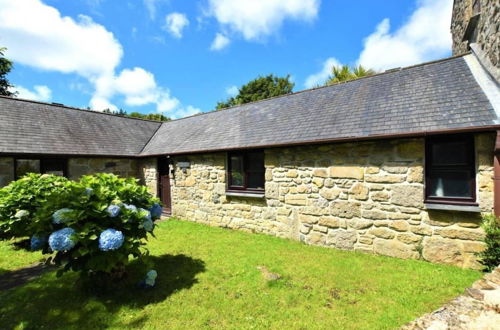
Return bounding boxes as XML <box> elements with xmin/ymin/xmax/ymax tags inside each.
<box><xmin>158</xmin><ymin>157</ymin><xmax>172</xmax><ymax>215</ymax></box>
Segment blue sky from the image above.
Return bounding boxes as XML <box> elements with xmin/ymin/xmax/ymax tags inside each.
<box><xmin>0</xmin><ymin>0</ymin><xmax>453</xmax><ymax>118</ymax></box>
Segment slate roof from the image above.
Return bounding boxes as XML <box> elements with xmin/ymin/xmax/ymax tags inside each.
<box><xmin>0</xmin><ymin>54</ymin><xmax>498</xmax><ymax>157</ymax></box>
<box><xmin>0</xmin><ymin>98</ymin><xmax>161</xmax><ymax>156</ymax></box>
<box><xmin>140</xmin><ymin>55</ymin><xmax>499</xmax><ymax>155</ymax></box>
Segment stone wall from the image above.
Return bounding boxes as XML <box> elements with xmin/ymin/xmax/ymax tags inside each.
<box><xmin>170</xmin><ymin>133</ymin><xmax>495</xmax><ymax>269</ymax></box>
<box><xmin>67</xmin><ymin>158</ymin><xmax>139</xmax><ymax>180</ymax></box>
<box><xmin>138</xmin><ymin>158</ymin><xmax>158</xmax><ymax>197</ymax></box>
<box><xmin>0</xmin><ymin>157</ymin><xmax>14</xmax><ymax>187</ymax></box>
<box><xmin>451</xmin><ymin>0</ymin><xmax>499</xmax><ymax>69</ymax></box>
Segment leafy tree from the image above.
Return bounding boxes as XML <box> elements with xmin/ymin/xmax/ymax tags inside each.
<box><xmin>216</xmin><ymin>74</ymin><xmax>294</xmax><ymax>110</ymax></box>
<box><xmin>0</xmin><ymin>47</ymin><xmax>16</xmax><ymax>96</ymax></box>
<box><xmin>325</xmin><ymin>65</ymin><xmax>375</xmax><ymax>85</ymax></box>
<box><xmin>129</xmin><ymin>111</ymin><xmax>171</xmax><ymax>122</ymax></box>
<box><xmin>102</xmin><ymin>108</ymin><xmax>170</xmax><ymax>122</ymax></box>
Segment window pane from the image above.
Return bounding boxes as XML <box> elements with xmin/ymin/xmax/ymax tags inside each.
<box><xmin>16</xmin><ymin>159</ymin><xmax>40</xmax><ymax>178</ymax></box>
<box><xmin>246</xmin><ymin>152</ymin><xmax>264</xmax><ymax>172</ymax></box>
<box><xmin>428</xmin><ymin>170</ymin><xmax>472</xmax><ymax>198</ymax></box>
<box><xmin>432</xmin><ymin>141</ymin><xmax>470</xmax><ymax>165</ymax></box>
<box><xmin>230</xmin><ymin>155</ymin><xmax>244</xmax><ymax>187</ymax></box>
<box><xmin>247</xmin><ymin>172</ymin><xmax>264</xmax><ymax>189</ymax></box>
<box><xmin>42</xmin><ymin>158</ymin><xmax>66</xmax><ymax>176</ymax></box>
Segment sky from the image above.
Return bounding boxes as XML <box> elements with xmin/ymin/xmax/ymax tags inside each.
<box><xmin>0</xmin><ymin>0</ymin><xmax>454</xmax><ymax>119</ymax></box>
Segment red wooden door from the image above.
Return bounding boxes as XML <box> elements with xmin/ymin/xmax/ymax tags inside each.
<box><xmin>158</xmin><ymin>158</ymin><xmax>172</xmax><ymax>215</ymax></box>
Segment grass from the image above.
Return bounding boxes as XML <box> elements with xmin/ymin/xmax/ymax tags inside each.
<box><xmin>0</xmin><ymin>219</ymin><xmax>480</xmax><ymax>329</ymax></box>
<box><xmin>0</xmin><ymin>238</ymin><xmax>44</xmax><ymax>275</ymax></box>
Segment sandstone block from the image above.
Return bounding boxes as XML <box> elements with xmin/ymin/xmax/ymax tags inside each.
<box><xmin>329</xmin><ymin>166</ymin><xmax>364</xmax><ymax>180</ymax></box>
<box><xmin>422</xmin><ymin>237</ymin><xmax>464</xmax><ymax>266</ymax></box>
<box><xmin>397</xmin><ymin>233</ymin><xmax>422</xmax><ymax>244</ymax></box>
<box><xmin>306</xmin><ymin>232</ymin><xmax>326</xmax><ymax>245</ymax></box>
<box><xmin>330</xmin><ymin>201</ymin><xmax>360</xmax><ymax>218</ymax></box>
<box><xmin>410</xmin><ymin>225</ymin><xmax>433</xmax><ymax>236</ymax></box>
<box><xmin>313</xmin><ymin>224</ymin><xmax>328</xmax><ymax>233</ymax></box>
<box><xmin>366</xmin><ymin>166</ymin><xmax>380</xmax><ymax>174</ymax></box>
<box><xmin>350</xmin><ymin>183</ymin><xmax>369</xmax><ymax>200</ymax></box>
<box><xmin>365</xmin><ymin>175</ymin><xmax>405</xmax><ymax>183</ymax></box>
<box><xmin>371</xmin><ymin>191</ymin><xmax>390</xmax><ymax>202</ymax></box>
<box><xmin>327</xmin><ymin>230</ymin><xmax>357</xmax><ymax>250</ymax></box>
<box><xmin>434</xmin><ymin>227</ymin><xmax>485</xmax><ymax>241</ymax></box>
<box><xmin>389</xmin><ymin>220</ymin><xmax>410</xmax><ymax>232</ymax></box>
<box><xmin>312</xmin><ymin>177</ymin><xmax>324</xmax><ymax>188</ymax></box>
<box><xmin>285</xmin><ymin>194</ymin><xmax>307</xmax><ymax>206</ymax></box>
<box><xmin>362</xmin><ymin>209</ymin><xmax>387</xmax><ymax>220</ymax></box>
<box><xmin>265</xmin><ymin>182</ymin><xmax>279</xmax><ymax>199</ymax></box>
<box><xmin>347</xmin><ymin>218</ymin><xmax>373</xmax><ymax>230</ymax></box>
<box><xmin>391</xmin><ymin>185</ymin><xmax>423</xmax><ymax>208</ymax></box>
<box><xmin>313</xmin><ymin>168</ymin><xmax>328</xmax><ymax>178</ymax></box>
<box><xmin>368</xmin><ymin>227</ymin><xmax>396</xmax><ymax>239</ymax></box>
<box><xmin>185</xmin><ymin>176</ymin><xmax>196</xmax><ymax>187</ymax></box>
<box><xmin>319</xmin><ymin>188</ymin><xmax>340</xmax><ymax>200</ymax></box>
<box><xmin>407</xmin><ymin>167</ymin><xmax>424</xmax><ymax>183</ymax></box>
<box><xmin>299</xmin><ymin>214</ymin><xmax>318</xmax><ymax>224</ymax></box>
<box><xmin>286</xmin><ymin>170</ymin><xmax>298</xmax><ymax>178</ymax></box>
<box><xmin>374</xmin><ymin>239</ymin><xmax>418</xmax><ymax>259</ymax></box>
<box><xmin>318</xmin><ymin>216</ymin><xmax>341</xmax><ymax>228</ymax></box>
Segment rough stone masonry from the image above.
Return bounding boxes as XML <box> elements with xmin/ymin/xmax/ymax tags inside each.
<box><xmin>164</xmin><ymin>134</ymin><xmax>496</xmax><ymax>269</ymax></box>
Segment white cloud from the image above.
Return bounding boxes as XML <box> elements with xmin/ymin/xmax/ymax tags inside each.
<box><xmin>210</xmin><ymin>33</ymin><xmax>230</xmax><ymax>51</ymax></box>
<box><xmin>304</xmin><ymin>57</ymin><xmax>341</xmax><ymax>88</ymax></box>
<box><xmin>11</xmin><ymin>85</ymin><xmax>52</xmax><ymax>101</ymax></box>
<box><xmin>0</xmin><ymin>0</ymin><xmax>200</xmax><ymax>119</ymax></box>
<box><xmin>225</xmin><ymin>85</ymin><xmax>239</xmax><ymax>96</ymax></box>
<box><xmin>357</xmin><ymin>0</ymin><xmax>453</xmax><ymax>71</ymax></box>
<box><xmin>164</xmin><ymin>12</ymin><xmax>189</xmax><ymax>38</ymax></box>
<box><xmin>205</xmin><ymin>0</ymin><xmax>320</xmax><ymax>41</ymax></box>
<box><xmin>0</xmin><ymin>0</ymin><xmax>122</xmax><ymax>78</ymax></box>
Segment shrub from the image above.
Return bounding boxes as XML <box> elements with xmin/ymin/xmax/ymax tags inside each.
<box><xmin>0</xmin><ymin>173</ymin><xmax>163</xmax><ymax>279</ymax></box>
<box><xmin>477</xmin><ymin>214</ymin><xmax>500</xmax><ymax>272</ymax></box>
<box><xmin>0</xmin><ymin>174</ymin><xmax>71</xmax><ymax>238</ymax></box>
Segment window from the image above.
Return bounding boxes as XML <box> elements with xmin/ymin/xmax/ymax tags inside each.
<box><xmin>425</xmin><ymin>134</ymin><xmax>476</xmax><ymax>205</ymax></box>
<box><xmin>15</xmin><ymin>158</ymin><xmax>67</xmax><ymax>179</ymax></box>
<box><xmin>227</xmin><ymin>150</ymin><xmax>265</xmax><ymax>192</ymax></box>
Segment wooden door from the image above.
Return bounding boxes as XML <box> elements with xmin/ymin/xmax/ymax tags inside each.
<box><xmin>158</xmin><ymin>158</ymin><xmax>172</xmax><ymax>215</ymax></box>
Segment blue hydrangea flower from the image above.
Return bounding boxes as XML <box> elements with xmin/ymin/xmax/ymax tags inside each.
<box><xmin>106</xmin><ymin>204</ymin><xmax>121</xmax><ymax>218</ymax></box>
<box><xmin>143</xmin><ymin>218</ymin><xmax>154</xmax><ymax>232</ymax></box>
<box><xmin>30</xmin><ymin>235</ymin><xmax>47</xmax><ymax>251</ymax></box>
<box><xmin>52</xmin><ymin>208</ymin><xmax>74</xmax><ymax>224</ymax></box>
<box><xmin>99</xmin><ymin>229</ymin><xmax>124</xmax><ymax>251</ymax></box>
<box><xmin>84</xmin><ymin>187</ymin><xmax>93</xmax><ymax>196</ymax></box>
<box><xmin>123</xmin><ymin>204</ymin><xmax>137</xmax><ymax>212</ymax></box>
<box><xmin>15</xmin><ymin>210</ymin><xmax>29</xmax><ymax>219</ymax></box>
<box><xmin>150</xmin><ymin>203</ymin><xmax>163</xmax><ymax>219</ymax></box>
<box><xmin>49</xmin><ymin>228</ymin><xmax>76</xmax><ymax>251</ymax></box>
<box><xmin>145</xmin><ymin>269</ymin><xmax>157</xmax><ymax>286</ymax></box>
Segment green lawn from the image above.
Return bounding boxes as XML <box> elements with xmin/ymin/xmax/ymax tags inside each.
<box><xmin>0</xmin><ymin>219</ymin><xmax>480</xmax><ymax>329</ymax></box>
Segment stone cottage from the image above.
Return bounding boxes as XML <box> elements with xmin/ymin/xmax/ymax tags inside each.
<box><xmin>0</xmin><ymin>0</ymin><xmax>499</xmax><ymax>268</ymax></box>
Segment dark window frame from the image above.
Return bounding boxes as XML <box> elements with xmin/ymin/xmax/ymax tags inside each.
<box><xmin>227</xmin><ymin>150</ymin><xmax>265</xmax><ymax>193</ymax></box>
<box><xmin>424</xmin><ymin>134</ymin><xmax>477</xmax><ymax>206</ymax></box>
<box><xmin>14</xmin><ymin>157</ymin><xmax>68</xmax><ymax>180</ymax></box>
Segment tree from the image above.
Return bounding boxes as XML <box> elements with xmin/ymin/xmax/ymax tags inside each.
<box><xmin>216</xmin><ymin>74</ymin><xmax>294</xmax><ymax>110</ymax></box>
<box><xmin>325</xmin><ymin>65</ymin><xmax>375</xmax><ymax>85</ymax></box>
<box><xmin>101</xmin><ymin>108</ymin><xmax>170</xmax><ymax>122</ymax></box>
<box><xmin>0</xmin><ymin>47</ymin><xmax>16</xmax><ymax>96</ymax></box>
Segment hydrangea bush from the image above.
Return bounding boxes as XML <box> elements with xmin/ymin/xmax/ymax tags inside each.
<box><xmin>0</xmin><ymin>173</ymin><xmax>162</xmax><ymax>279</ymax></box>
<box><xmin>0</xmin><ymin>174</ymin><xmax>71</xmax><ymax>238</ymax></box>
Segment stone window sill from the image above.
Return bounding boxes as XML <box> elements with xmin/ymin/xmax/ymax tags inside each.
<box><xmin>226</xmin><ymin>191</ymin><xmax>265</xmax><ymax>198</ymax></box>
<box><xmin>424</xmin><ymin>203</ymin><xmax>481</xmax><ymax>213</ymax></box>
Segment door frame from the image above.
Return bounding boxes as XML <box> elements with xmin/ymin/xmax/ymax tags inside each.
<box><xmin>157</xmin><ymin>157</ymin><xmax>172</xmax><ymax>215</ymax></box>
